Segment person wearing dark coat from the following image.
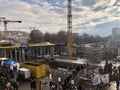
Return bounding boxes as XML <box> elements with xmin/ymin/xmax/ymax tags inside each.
<box><xmin>12</xmin><ymin>81</ymin><xmax>18</xmax><ymax>90</ymax></box>
<box><xmin>39</xmin><ymin>81</ymin><xmax>43</xmax><ymax>90</ymax></box>
<box><xmin>31</xmin><ymin>79</ymin><xmax>36</xmax><ymax>90</ymax></box>
<box><xmin>49</xmin><ymin>81</ymin><xmax>53</xmax><ymax>90</ymax></box>
<box><xmin>116</xmin><ymin>79</ymin><xmax>120</xmax><ymax>90</ymax></box>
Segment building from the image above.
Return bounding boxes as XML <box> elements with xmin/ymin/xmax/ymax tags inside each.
<box><xmin>111</xmin><ymin>27</ymin><xmax>120</xmax><ymax>46</ymax></box>
<box><xmin>0</xmin><ymin>42</ymin><xmax>66</xmax><ymax>62</ymax></box>
<box><xmin>78</xmin><ymin>43</ymin><xmax>117</xmax><ymax>63</ymax></box>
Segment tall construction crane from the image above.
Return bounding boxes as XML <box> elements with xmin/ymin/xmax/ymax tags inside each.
<box><xmin>67</xmin><ymin>0</ymin><xmax>72</xmax><ymax>59</ymax></box>
<box><xmin>0</xmin><ymin>17</ymin><xmax>22</xmax><ymax>41</ymax></box>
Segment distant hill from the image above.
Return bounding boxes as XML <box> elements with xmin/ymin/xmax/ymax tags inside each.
<box><xmin>0</xmin><ymin>31</ymin><xmax>29</xmax><ymax>45</ymax></box>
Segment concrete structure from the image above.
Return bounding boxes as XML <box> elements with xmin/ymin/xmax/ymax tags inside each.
<box><xmin>0</xmin><ymin>42</ymin><xmax>66</xmax><ymax>62</ymax></box>
<box><xmin>0</xmin><ymin>31</ymin><xmax>29</xmax><ymax>44</ymax></box>
<box><xmin>111</xmin><ymin>27</ymin><xmax>120</xmax><ymax>46</ymax></box>
<box><xmin>111</xmin><ymin>28</ymin><xmax>120</xmax><ymax>58</ymax></box>
<box><xmin>118</xmin><ymin>48</ymin><xmax>120</xmax><ymax>56</ymax></box>
<box><xmin>78</xmin><ymin>44</ymin><xmax>117</xmax><ymax>63</ymax></box>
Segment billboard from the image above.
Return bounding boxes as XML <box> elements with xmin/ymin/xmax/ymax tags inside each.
<box><xmin>92</xmin><ymin>74</ymin><xmax>109</xmax><ymax>85</ymax></box>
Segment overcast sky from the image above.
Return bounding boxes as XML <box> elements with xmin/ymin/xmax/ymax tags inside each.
<box><xmin>0</xmin><ymin>0</ymin><xmax>120</xmax><ymax>36</ymax></box>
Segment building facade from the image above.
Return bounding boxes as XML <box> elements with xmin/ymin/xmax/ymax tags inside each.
<box><xmin>0</xmin><ymin>43</ymin><xmax>66</xmax><ymax>62</ymax></box>
<box><xmin>111</xmin><ymin>27</ymin><xmax>120</xmax><ymax>46</ymax></box>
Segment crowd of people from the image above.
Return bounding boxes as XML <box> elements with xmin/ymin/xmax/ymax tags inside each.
<box><xmin>29</xmin><ymin>63</ymin><xmax>87</xmax><ymax>90</ymax></box>
<box><xmin>0</xmin><ymin>65</ymin><xmax>18</xmax><ymax>90</ymax></box>
<box><xmin>30</xmin><ymin>79</ymin><xmax>80</xmax><ymax>90</ymax></box>
<box><xmin>1</xmin><ymin>60</ymin><xmax>120</xmax><ymax>90</ymax></box>
<box><xmin>51</xmin><ymin>63</ymin><xmax>88</xmax><ymax>90</ymax></box>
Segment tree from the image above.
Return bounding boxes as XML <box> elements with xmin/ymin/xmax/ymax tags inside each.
<box><xmin>50</xmin><ymin>33</ymin><xmax>57</xmax><ymax>43</ymax></box>
<box><xmin>28</xmin><ymin>29</ymin><xmax>43</xmax><ymax>43</ymax></box>
<box><xmin>43</xmin><ymin>32</ymin><xmax>52</xmax><ymax>42</ymax></box>
<box><xmin>56</xmin><ymin>30</ymin><xmax>67</xmax><ymax>44</ymax></box>
<box><xmin>72</xmin><ymin>33</ymin><xmax>80</xmax><ymax>44</ymax></box>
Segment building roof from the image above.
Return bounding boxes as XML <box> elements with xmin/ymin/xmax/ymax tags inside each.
<box><xmin>0</xmin><ymin>42</ymin><xmax>56</xmax><ymax>49</ymax></box>
<box><xmin>28</xmin><ymin>42</ymin><xmax>56</xmax><ymax>47</ymax></box>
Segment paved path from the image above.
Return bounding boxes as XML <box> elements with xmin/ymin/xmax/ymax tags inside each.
<box><xmin>19</xmin><ymin>77</ymin><xmax>50</xmax><ymax>90</ymax></box>
<box><xmin>18</xmin><ymin>77</ymin><xmax>118</xmax><ymax>90</ymax></box>
<box><xmin>102</xmin><ymin>81</ymin><xmax>118</xmax><ymax>90</ymax></box>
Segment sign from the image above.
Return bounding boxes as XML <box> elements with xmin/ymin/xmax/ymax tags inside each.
<box><xmin>92</xmin><ymin>74</ymin><xmax>109</xmax><ymax>85</ymax></box>
<box><xmin>100</xmin><ymin>74</ymin><xmax>109</xmax><ymax>84</ymax></box>
<box><xmin>92</xmin><ymin>75</ymin><xmax>101</xmax><ymax>85</ymax></box>
<box><xmin>71</xmin><ymin>80</ymin><xmax>74</xmax><ymax>85</ymax></box>
<box><xmin>58</xmin><ymin>77</ymin><xmax>61</xmax><ymax>82</ymax></box>
<box><xmin>49</xmin><ymin>74</ymin><xmax>52</xmax><ymax>80</ymax></box>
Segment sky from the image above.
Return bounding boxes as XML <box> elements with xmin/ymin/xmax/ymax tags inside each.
<box><xmin>0</xmin><ymin>0</ymin><xmax>120</xmax><ymax>36</ymax></box>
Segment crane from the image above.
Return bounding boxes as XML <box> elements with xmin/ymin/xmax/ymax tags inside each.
<box><xmin>0</xmin><ymin>17</ymin><xmax>22</xmax><ymax>41</ymax></box>
<box><xmin>67</xmin><ymin>0</ymin><xmax>72</xmax><ymax>59</ymax></box>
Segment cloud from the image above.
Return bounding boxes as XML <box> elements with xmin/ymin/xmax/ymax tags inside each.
<box><xmin>0</xmin><ymin>0</ymin><xmax>119</xmax><ymax>36</ymax></box>
<box><xmin>0</xmin><ymin>0</ymin><xmax>65</xmax><ymax>33</ymax></box>
<box><xmin>72</xmin><ymin>0</ymin><xmax>120</xmax><ymax>34</ymax></box>
<box><xmin>93</xmin><ymin>0</ymin><xmax>116</xmax><ymax>9</ymax></box>
<box><xmin>82</xmin><ymin>0</ymin><xmax>97</xmax><ymax>6</ymax></box>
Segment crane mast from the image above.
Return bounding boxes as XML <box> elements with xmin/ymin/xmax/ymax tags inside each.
<box><xmin>0</xmin><ymin>17</ymin><xmax>22</xmax><ymax>41</ymax></box>
<box><xmin>67</xmin><ymin>0</ymin><xmax>72</xmax><ymax>59</ymax></box>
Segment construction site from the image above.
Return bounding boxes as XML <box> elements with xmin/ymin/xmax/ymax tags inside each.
<box><xmin>0</xmin><ymin>0</ymin><xmax>120</xmax><ymax>90</ymax></box>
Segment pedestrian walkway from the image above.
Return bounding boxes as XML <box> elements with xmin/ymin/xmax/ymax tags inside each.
<box><xmin>18</xmin><ymin>78</ymin><xmax>119</xmax><ymax>90</ymax></box>
<box><xmin>102</xmin><ymin>81</ymin><xmax>117</xmax><ymax>90</ymax></box>
<box><xmin>19</xmin><ymin>76</ymin><xmax>50</xmax><ymax>90</ymax></box>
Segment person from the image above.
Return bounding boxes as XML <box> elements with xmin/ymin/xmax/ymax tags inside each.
<box><xmin>86</xmin><ymin>62</ymin><xmax>89</xmax><ymax>71</ymax></box>
<box><xmin>118</xmin><ymin>65</ymin><xmax>120</xmax><ymax>73</ymax></box>
<box><xmin>74</xmin><ymin>86</ymin><xmax>78</xmax><ymax>90</ymax></box>
<box><xmin>5</xmin><ymin>82</ymin><xmax>13</xmax><ymax>90</ymax></box>
<box><xmin>49</xmin><ymin>81</ymin><xmax>53</xmax><ymax>90</ymax></box>
<box><xmin>51</xmin><ymin>83</ymin><xmax>55</xmax><ymax>90</ymax></box>
<box><xmin>116</xmin><ymin>79</ymin><xmax>119</xmax><ymax>90</ymax></box>
<box><xmin>13</xmin><ymin>81</ymin><xmax>18</xmax><ymax>90</ymax></box>
<box><xmin>54</xmin><ymin>83</ymin><xmax>57</xmax><ymax>90</ymax></box>
<box><xmin>30</xmin><ymin>79</ymin><xmax>33</xmax><ymax>90</ymax></box>
<box><xmin>31</xmin><ymin>79</ymin><xmax>36</xmax><ymax>90</ymax></box>
<box><xmin>62</xmin><ymin>81</ymin><xmax>67</xmax><ymax>90</ymax></box>
<box><xmin>33</xmin><ymin>79</ymin><xmax>36</xmax><ymax>90</ymax></box>
<box><xmin>39</xmin><ymin>81</ymin><xmax>43</xmax><ymax>90</ymax></box>
<box><xmin>78</xmin><ymin>84</ymin><xmax>82</xmax><ymax>90</ymax></box>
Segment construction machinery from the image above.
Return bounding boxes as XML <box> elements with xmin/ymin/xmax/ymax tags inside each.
<box><xmin>0</xmin><ymin>17</ymin><xmax>22</xmax><ymax>42</ymax></box>
<box><xmin>67</xmin><ymin>0</ymin><xmax>72</xmax><ymax>59</ymax></box>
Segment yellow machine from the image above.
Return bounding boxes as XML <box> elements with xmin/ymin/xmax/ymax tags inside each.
<box><xmin>20</xmin><ymin>62</ymin><xmax>46</xmax><ymax>78</ymax></box>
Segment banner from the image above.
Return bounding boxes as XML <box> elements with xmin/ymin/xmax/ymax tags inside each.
<box><xmin>92</xmin><ymin>74</ymin><xmax>109</xmax><ymax>85</ymax></box>
<box><xmin>92</xmin><ymin>75</ymin><xmax>101</xmax><ymax>85</ymax></box>
<box><xmin>100</xmin><ymin>74</ymin><xmax>109</xmax><ymax>84</ymax></box>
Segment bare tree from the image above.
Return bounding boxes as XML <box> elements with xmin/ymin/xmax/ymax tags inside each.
<box><xmin>56</xmin><ymin>30</ymin><xmax>67</xmax><ymax>44</ymax></box>
<box><xmin>28</xmin><ymin>29</ymin><xmax>43</xmax><ymax>43</ymax></box>
<box><xmin>43</xmin><ymin>32</ymin><xmax>52</xmax><ymax>42</ymax></box>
